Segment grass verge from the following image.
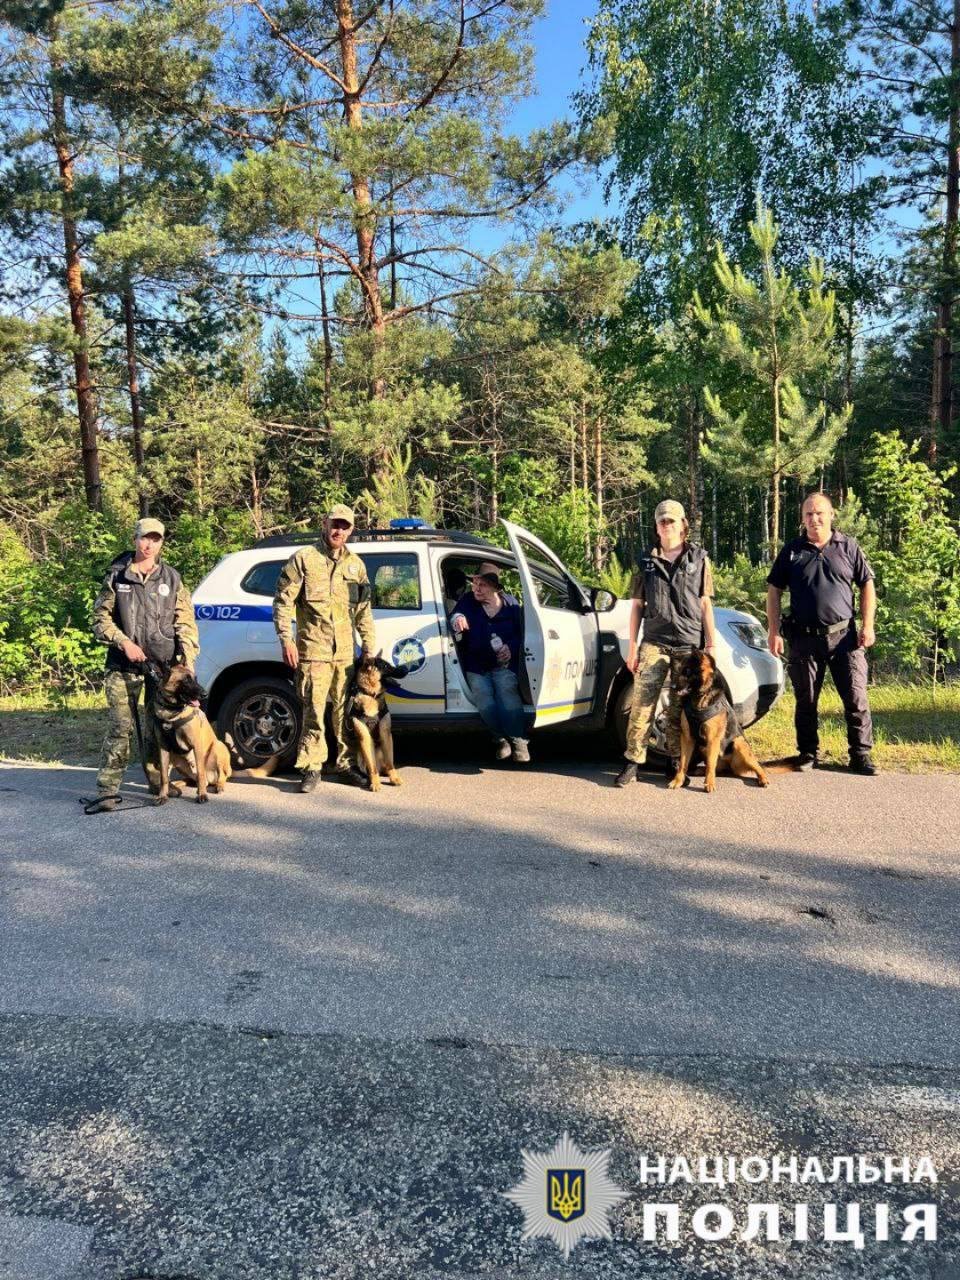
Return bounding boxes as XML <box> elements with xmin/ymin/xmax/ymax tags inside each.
<box><xmin>0</xmin><ymin>681</ymin><xmax>957</xmax><ymax>773</ymax></box>
<box><xmin>747</xmin><ymin>682</ymin><xmax>960</xmax><ymax>774</ymax></box>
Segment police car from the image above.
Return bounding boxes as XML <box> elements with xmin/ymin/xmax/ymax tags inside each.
<box><xmin>192</xmin><ymin>519</ymin><xmax>783</xmax><ymax>767</ymax></box>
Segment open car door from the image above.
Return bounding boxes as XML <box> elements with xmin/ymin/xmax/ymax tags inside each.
<box><xmin>501</xmin><ymin>519</ymin><xmax>599</xmax><ymax>728</ymax></box>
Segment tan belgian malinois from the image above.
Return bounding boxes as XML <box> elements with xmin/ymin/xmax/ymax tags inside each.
<box><xmin>152</xmin><ymin>663</ymin><xmax>232</xmax><ymax>804</ymax></box>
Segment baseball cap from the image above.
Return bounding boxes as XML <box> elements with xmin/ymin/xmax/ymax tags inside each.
<box><xmin>135</xmin><ymin>518</ymin><xmax>165</xmax><ymax>538</ymax></box>
<box><xmin>654</xmin><ymin>500</ymin><xmax>686</xmax><ymax>524</ymax></box>
<box><xmin>328</xmin><ymin>503</ymin><xmax>355</xmax><ymax>526</ymax></box>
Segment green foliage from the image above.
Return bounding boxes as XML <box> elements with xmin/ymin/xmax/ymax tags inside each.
<box><xmin>711</xmin><ymin>554</ymin><xmax>770</xmax><ymax>622</ymax></box>
<box><xmin>697</xmin><ymin>200</ymin><xmax>851</xmax><ymax>550</ymax></box>
<box><xmin>0</xmin><ymin>510</ymin><xmax>120</xmax><ymax>694</ymax></box>
<box><xmin>859</xmin><ymin>433</ymin><xmax>960</xmax><ymax>681</ymax></box>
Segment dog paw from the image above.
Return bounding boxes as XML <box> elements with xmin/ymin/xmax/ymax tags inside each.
<box><xmin>154</xmin><ymin>795</ymin><xmax>168</xmax><ymax>806</ymax></box>
<box><xmin>196</xmin><ymin>793</ymin><xmax>209</xmax><ymax>804</ymax></box>
<box><xmin>667</xmin><ymin>775</ymin><xmax>684</xmax><ymax>789</ymax></box>
<box><xmin>210</xmin><ymin>784</ymin><xmax>223</xmax><ymax>794</ymax></box>
<box><xmin>368</xmin><ymin>778</ymin><xmax>382</xmax><ymax>792</ymax></box>
<box><xmin>757</xmin><ymin>775</ymin><xmax>770</xmax><ymax>787</ymax></box>
<box><xmin>704</xmin><ymin>780</ymin><xmax>716</xmax><ymax>793</ymax></box>
<box><xmin>168</xmin><ymin>783</ymin><xmax>182</xmax><ymax>798</ymax></box>
<box><xmin>387</xmin><ymin>771</ymin><xmax>402</xmax><ymax>786</ymax></box>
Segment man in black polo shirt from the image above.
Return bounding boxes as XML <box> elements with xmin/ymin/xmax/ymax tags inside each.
<box><xmin>766</xmin><ymin>492</ymin><xmax>878</xmax><ymax>775</ymax></box>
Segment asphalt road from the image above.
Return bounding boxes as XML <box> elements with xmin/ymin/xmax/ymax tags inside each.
<box><xmin>2</xmin><ymin>741</ymin><xmax>959</xmax><ymax>1279</ymax></box>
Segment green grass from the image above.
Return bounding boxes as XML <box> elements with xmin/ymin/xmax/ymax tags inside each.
<box><xmin>0</xmin><ymin>690</ymin><xmax>105</xmax><ymax>766</ymax></box>
<box><xmin>1</xmin><ymin>682</ymin><xmax>958</xmax><ymax>773</ymax></box>
<box><xmin>747</xmin><ymin>682</ymin><xmax>960</xmax><ymax>774</ymax></box>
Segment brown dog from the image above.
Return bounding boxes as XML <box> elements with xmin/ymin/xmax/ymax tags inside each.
<box><xmin>346</xmin><ymin>655</ymin><xmax>406</xmax><ymax>791</ymax></box>
<box><xmin>152</xmin><ymin>664</ymin><xmax>232</xmax><ymax>804</ymax></box>
<box><xmin>668</xmin><ymin>650</ymin><xmax>770</xmax><ymax>793</ymax></box>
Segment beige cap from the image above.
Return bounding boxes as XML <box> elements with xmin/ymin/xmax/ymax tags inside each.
<box><xmin>654</xmin><ymin>499</ymin><xmax>686</xmax><ymax>524</ymax></box>
<box><xmin>327</xmin><ymin>503</ymin><xmax>355</xmax><ymax>526</ymax></box>
<box><xmin>135</xmin><ymin>518</ymin><xmax>165</xmax><ymax>538</ymax></box>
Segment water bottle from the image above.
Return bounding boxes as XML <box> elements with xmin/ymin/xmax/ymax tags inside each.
<box><xmin>490</xmin><ymin>633</ymin><xmax>503</xmax><ymax>655</ymax></box>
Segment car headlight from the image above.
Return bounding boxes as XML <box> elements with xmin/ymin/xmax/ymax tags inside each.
<box><xmin>728</xmin><ymin>620</ymin><xmax>768</xmax><ymax>651</ymax></box>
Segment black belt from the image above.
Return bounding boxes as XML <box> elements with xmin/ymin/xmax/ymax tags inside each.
<box><xmin>790</xmin><ymin>618</ymin><xmax>852</xmax><ymax>638</ymax></box>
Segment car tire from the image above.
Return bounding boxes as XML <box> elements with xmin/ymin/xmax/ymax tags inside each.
<box><xmin>609</xmin><ymin>675</ymin><xmax>669</xmax><ymax>759</ymax></box>
<box><xmin>217</xmin><ymin>675</ymin><xmax>301</xmax><ymax>771</ymax></box>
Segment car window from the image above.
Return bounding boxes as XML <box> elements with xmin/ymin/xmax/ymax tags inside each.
<box><xmin>439</xmin><ymin>556</ymin><xmax>522</xmax><ymax>609</ymax></box>
<box><xmin>363</xmin><ymin>553</ymin><xmax>421</xmax><ymax>610</ymax></box>
<box><xmin>240</xmin><ymin>552</ymin><xmax>420</xmax><ymax>610</ymax></box>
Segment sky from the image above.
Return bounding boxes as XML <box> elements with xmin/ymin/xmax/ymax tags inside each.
<box><xmin>504</xmin><ymin>0</ymin><xmax>612</xmax><ymax>230</ymax></box>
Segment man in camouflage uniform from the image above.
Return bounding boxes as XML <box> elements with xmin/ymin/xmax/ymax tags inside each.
<box><xmin>273</xmin><ymin>503</ymin><xmax>377</xmax><ymax>793</ymax></box>
<box><xmin>615</xmin><ymin>499</ymin><xmax>716</xmax><ymax>786</ymax></box>
<box><xmin>91</xmin><ymin>518</ymin><xmax>199</xmax><ymax>810</ymax></box>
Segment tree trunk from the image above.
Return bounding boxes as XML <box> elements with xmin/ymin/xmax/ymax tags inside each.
<box><xmin>122</xmin><ymin>285</ymin><xmax>148</xmax><ymax>517</ymax></box>
<box><xmin>593</xmin><ymin>414</ymin><xmax>603</xmax><ymax>573</ymax></box>
<box><xmin>51</xmin><ymin>85</ymin><xmax>101</xmax><ymax>512</ymax></box>
<box><xmin>336</xmin><ymin>0</ymin><xmax>385</xmax><ymax>383</ymax></box>
<box><xmin>930</xmin><ymin>0</ymin><xmax>960</xmax><ymax>464</ymax></box>
<box><xmin>250</xmin><ymin>463</ymin><xmax>263</xmax><ymax>538</ymax></box>
<box><xmin>317</xmin><ymin>251</ymin><xmax>334</xmax><ymax>432</ymax></box>
<box><xmin>770</xmin><ymin>376</ymin><xmax>781</xmax><ymax>556</ymax></box>
<box><xmin>569</xmin><ymin>405</ymin><xmax>576</xmax><ymax>495</ymax></box>
<box><xmin>195</xmin><ymin>448</ymin><xmax>204</xmax><ymax>514</ymax></box>
<box><xmin>580</xmin><ymin>397</ymin><xmax>591</xmax><ymax>564</ymax></box>
<box><xmin>687</xmin><ymin>397</ymin><xmax>703</xmax><ymax>539</ymax></box>
<box><xmin>490</xmin><ymin>430</ymin><xmax>499</xmax><ymax>526</ymax></box>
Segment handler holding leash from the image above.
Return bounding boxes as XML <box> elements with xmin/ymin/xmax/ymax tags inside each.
<box><xmin>273</xmin><ymin>503</ymin><xmax>377</xmax><ymax>793</ymax></box>
<box><xmin>766</xmin><ymin>492</ymin><xmax>878</xmax><ymax>775</ymax></box>
<box><xmin>615</xmin><ymin>499</ymin><xmax>717</xmax><ymax>787</ymax></box>
<box><xmin>90</xmin><ymin>518</ymin><xmax>199</xmax><ymax>811</ymax></box>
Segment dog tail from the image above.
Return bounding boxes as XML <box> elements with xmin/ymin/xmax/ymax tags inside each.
<box><xmin>224</xmin><ymin>733</ymin><xmax>281</xmax><ymax>778</ymax></box>
<box><xmin>760</xmin><ymin>757</ymin><xmax>806</xmax><ymax>773</ymax></box>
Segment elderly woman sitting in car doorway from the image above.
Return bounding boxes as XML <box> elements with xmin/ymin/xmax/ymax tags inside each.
<box><xmin>450</xmin><ymin>565</ymin><xmax>530</xmax><ymax>764</ymax></box>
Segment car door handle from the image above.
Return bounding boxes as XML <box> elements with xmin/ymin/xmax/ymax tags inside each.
<box><xmin>547</xmin><ymin>628</ymin><xmax>559</xmax><ymax>640</ymax></box>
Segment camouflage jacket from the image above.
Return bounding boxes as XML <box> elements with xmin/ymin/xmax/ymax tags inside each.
<box><xmin>273</xmin><ymin>543</ymin><xmax>376</xmax><ymax>663</ymax></box>
<box><xmin>92</xmin><ymin>552</ymin><xmax>199</xmax><ymax>672</ymax></box>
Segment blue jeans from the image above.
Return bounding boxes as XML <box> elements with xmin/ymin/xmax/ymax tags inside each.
<box><xmin>465</xmin><ymin>668</ymin><xmax>527</xmax><ymax>742</ymax></box>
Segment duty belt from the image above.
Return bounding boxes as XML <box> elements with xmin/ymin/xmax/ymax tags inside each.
<box><xmin>790</xmin><ymin>617</ymin><xmax>852</xmax><ymax>638</ymax></box>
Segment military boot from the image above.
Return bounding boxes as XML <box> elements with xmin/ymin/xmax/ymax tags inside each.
<box><xmin>300</xmin><ymin>770</ymin><xmax>322</xmax><ymax>793</ymax></box>
<box><xmin>614</xmin><ymin>761</ymin><xmax>638</xmax><ymax>787</ymax></box>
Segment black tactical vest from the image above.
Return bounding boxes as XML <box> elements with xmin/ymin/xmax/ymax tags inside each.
<box><xmin>102</xmin><ymin>552</ymin><xmax>183</xmax><ymax>672</ymax></box>
<box><xmin>639</xmin><ymin>544</ymin><xmax>708</xmax><ymax>649</ymax></box>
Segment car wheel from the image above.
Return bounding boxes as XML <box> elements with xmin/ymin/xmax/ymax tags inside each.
<box><xmin>217</xmin><ymin>676</ymin><xmax>301</xmax><ymax>770</ymax></box>
<box><xmin>609</xmin><ymin>676</ymin><xmax>669</xmax><ymax>759</ymax></box>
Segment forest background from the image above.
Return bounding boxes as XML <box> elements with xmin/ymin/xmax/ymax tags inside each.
<box><xmin>1</xmin><ymin>0</ymin><xmax>960</xmax><ymax>695</ymax></box>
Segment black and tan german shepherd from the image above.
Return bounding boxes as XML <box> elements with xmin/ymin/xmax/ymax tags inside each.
<box><xmin>668</xmin><ymin>650</ymin><xmax>770</xmax><ymax>793</ymax></box>
<box><xmin>346</xmin><ymin>654</ymin><xmax>408</xmax><ymax>791</ymax></box>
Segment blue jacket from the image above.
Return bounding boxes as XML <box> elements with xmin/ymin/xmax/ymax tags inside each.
<box><xmin>451</xmin><ymin>593</ymin><xmax>523</xmax><ymax>675</ymax></box>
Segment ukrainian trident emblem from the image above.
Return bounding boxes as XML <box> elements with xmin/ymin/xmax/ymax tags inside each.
<box><xmin>504</xmin><ymin>1131</ymin><xmax>628</xmax><ymax>1260</ymax></box>
<box><xmin>548</xmin><ymin>1169</ymin><xmax>585</xmax><ymax>1222</ymax></box>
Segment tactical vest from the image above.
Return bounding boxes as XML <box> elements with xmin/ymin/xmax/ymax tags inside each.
<box><xmin>639</xmin><ymin>544</ymin><xmax>707</xmax><ymax>649</ymax></box>
<box><xmin>102</xmin><ymin>552</ymin><xmax>183</xmax><ymax>672</ymax></box>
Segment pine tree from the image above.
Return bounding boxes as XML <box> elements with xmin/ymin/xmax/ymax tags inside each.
<box><xmin>695</xmin><ymin>201</ymin><xmax>852</xmax><ymax>554</ymax></box>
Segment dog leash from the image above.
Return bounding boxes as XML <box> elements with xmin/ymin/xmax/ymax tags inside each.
<box><xmin>78</xmin><ymin>791</ymin><xmax>155</xmax><ymax>815</ymax></box>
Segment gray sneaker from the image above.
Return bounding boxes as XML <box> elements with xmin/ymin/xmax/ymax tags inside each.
<box><xmin>796</xmin><ymin>752</ymin><xmax>818</xmax><ymax>772</ymax></box>
<box><xmin>300</xmin><ymin>770</ymin><xmax>322</xmax><ymax>793</ymax></box>
<box><xmin>494</xmin><ymin>738</ymin><xmax>512</xmax><ymax>761</ymax></box>
<box><xmin>510</xmin><ymin>739</ymin><xmax>531</xmax><ymax>764</ymax></box>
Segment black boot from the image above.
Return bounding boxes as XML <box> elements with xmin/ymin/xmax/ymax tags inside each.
<box><xmin>614</xmin><ymin>761</ymin><xmax>638</xmax><ymax>788</ymax></box>
<box><xmin>850</xmin><ymin>754</ymin><xmax>878</xmax><ymax>776</ymax></box>
<box><xmin>300</xmin><ymin>770</ymin><xmax>322</xmax><ymax>793</ymax></box>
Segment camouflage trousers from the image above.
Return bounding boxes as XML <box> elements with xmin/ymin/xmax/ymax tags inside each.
<box><xmin>296</xmin><ymin>660</ymin><xmax>353</xmax><ymax>771</ymax></box>
<box><xmin>624</xmin><ymin>642</ymin><xmax>687</xmax><ymax>764</ymax></box>
<box><xmin>96</xmin><ymin>669</ymin><xmax>161</xmax><ymax>794</ymax></box>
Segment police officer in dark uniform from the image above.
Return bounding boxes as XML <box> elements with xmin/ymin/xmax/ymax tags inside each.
<box><xmin>766</xmin><ymin>492</ymin><xmax>878</xmax><ymax>775</ymax></box>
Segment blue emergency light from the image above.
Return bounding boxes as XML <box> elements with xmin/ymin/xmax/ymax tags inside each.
<box><xmin>389</xmin><ymin>517</ymin><xmax>428</xmax><ymax>529</ymax></box>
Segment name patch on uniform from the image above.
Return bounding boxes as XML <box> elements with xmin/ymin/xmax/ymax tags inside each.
<box><xmin>116</xmin><ymin>583</ymin><xmax>132</xmax><ymax>592</ymax></box>
<box><xmin>158</xmin><ymin>583</ymin><xmax>171</xmax><ymax>596</ymax></box>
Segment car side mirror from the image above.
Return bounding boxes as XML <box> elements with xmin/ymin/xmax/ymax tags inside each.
<box><xmin>590</xmin><ymin>587</ymin><xmax>617</xmax><ymax>612</ymax></box>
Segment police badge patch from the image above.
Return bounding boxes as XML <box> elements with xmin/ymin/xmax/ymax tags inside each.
<box><xmin>503</xmin><ymin>1131</ymin><xmax>628</xmax><ymax>1260</ymax></box>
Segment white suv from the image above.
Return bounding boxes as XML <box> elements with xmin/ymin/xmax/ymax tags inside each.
<box><xmin>192</xmin><ymin>519</ymin><xmax>783</xmax><ymax>767</ymax></box>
